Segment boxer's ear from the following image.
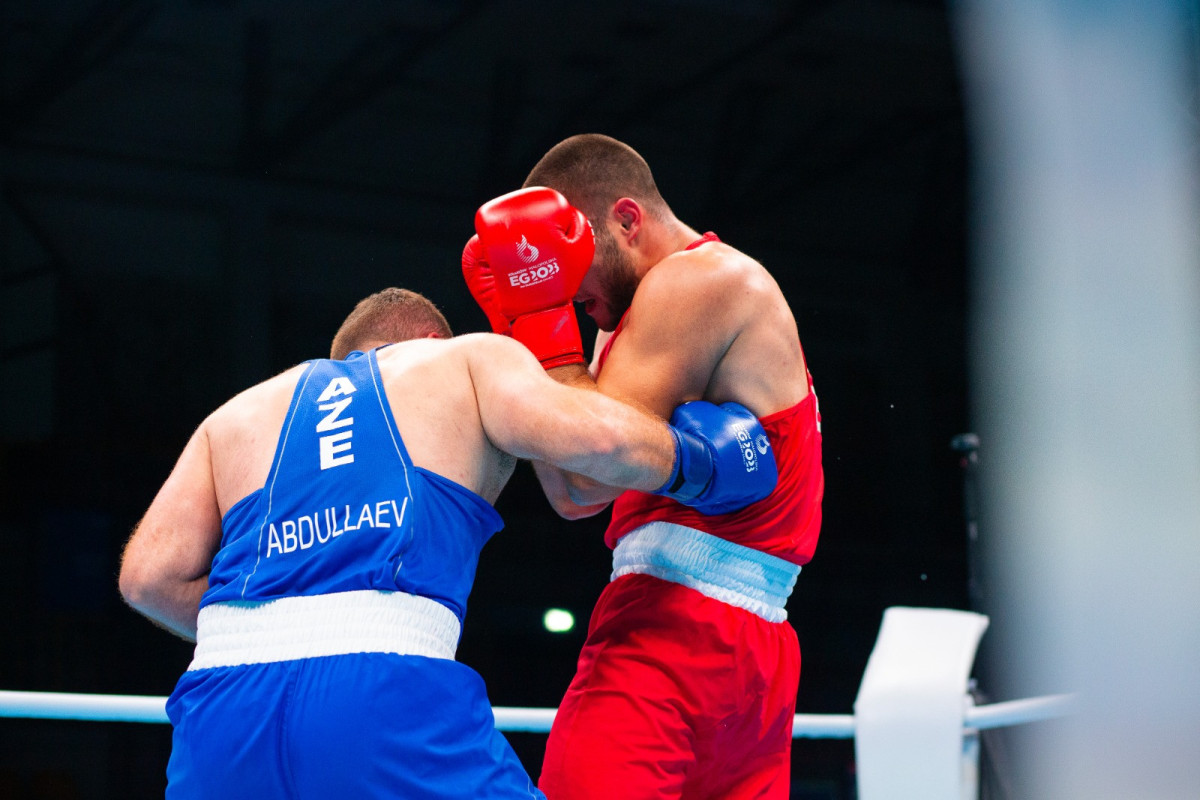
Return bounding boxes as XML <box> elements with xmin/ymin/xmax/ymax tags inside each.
<box><xmin>612</xmin><ymin>198</ymin><xmax>642</xmax><ymax>238</ymax></box>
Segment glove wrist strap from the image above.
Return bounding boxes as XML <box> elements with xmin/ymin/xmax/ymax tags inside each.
<box><xmin>655</xmin><ymin>428</ymin><xmax>713</xmax><ymax>502</ymax></box>
<box><xmin>510</xmin><ymin>305</ymin><xmax>585</xmax><ymax>370</ymax></box>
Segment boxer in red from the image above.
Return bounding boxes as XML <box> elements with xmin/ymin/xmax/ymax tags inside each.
<box><xmin>464</xmin><ymin>134</ymin><xmax>823</xmax><ymax>800</ymax></box>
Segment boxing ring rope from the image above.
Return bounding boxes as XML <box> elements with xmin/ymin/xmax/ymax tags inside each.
<box><xmin>0</xmin><ymin>609</ymin><xmax>1076</xmax><ymax>799</ymax></box>
<box><xmin>0</xmin><ymin>689</ymin><xmax>1074</xmax><ymax>737</ymax></box>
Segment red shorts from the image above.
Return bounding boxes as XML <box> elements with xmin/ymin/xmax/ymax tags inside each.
<box><xmin>539</xmin><ymin>573</ymin><xmax>800</xmax><ymax>800</ymax></box>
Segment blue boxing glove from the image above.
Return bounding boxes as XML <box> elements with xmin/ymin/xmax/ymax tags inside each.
<box><xmin>654</xmin><ymin>401</ymin><xmax>779</xmax><ymax>515</ymax></box>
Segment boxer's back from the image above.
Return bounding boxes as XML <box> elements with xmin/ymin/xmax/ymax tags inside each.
<box><xmin>205</xmin><ymin>337</ymin><xmax>510</xmax><ymax>520</ymax></box>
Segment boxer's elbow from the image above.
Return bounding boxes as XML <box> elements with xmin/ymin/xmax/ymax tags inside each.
<box><xmin>118</xmin><ymin>555</ymin><xmax>158</xmax><ymax>614</ymax></box>
<box><xmin>531</xmin><ymin>460</ymin><xmax>609</xmax><ymax>520</ymax></box>
<box><xmin>118</xmin><ymin>536</ymin><xmax>172</xmax><ymax>616</ymax></box>
<box><xmin>118</xmin><ymin>568</ymin><xmax>149</xmax><ymax>616</ymax></box>
<box><xmin>551</xmin><ymin>492</ymin><xmax>607</xmax><ymax>520</ymax></box>
<box><xmin>563</xmin><ymin>471</ymin><xmax>618</xmax><ymax>508</ymax></box>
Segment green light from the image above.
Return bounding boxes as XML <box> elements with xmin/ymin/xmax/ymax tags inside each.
<box><xmin>542</xmin><ymin>608</ymin><xmax>575</xmax><ymax>634</ymax></box>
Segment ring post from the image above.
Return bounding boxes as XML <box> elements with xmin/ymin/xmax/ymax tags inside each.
<box><xmin>853</xmin><ymin>606</ymin><xmax>989</xmax><ymax>800</ymax></box>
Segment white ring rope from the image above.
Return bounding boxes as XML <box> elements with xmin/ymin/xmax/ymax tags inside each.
<box><xmin>0</xmin><ymin>689</ymin><xmax>1075</xmax><ymax>738</ymax></box>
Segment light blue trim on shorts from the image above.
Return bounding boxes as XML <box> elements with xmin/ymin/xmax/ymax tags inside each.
<box><xmin>610</xmin><ymin>522</ymin><xmax>800</xmax><ymax>623</ymax></box>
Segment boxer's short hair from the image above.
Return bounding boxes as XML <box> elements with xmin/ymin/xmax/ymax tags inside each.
<box><xmin>330</xmin><ymin>288</ymin><xmax>452</xmax><ymax>359</ymax></box>
<box><xmin>524</xmin><ymin>134</ymin><xmax>669</xmax><ymax>223</ymax></box>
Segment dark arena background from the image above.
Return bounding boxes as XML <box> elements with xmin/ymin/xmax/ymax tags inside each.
<box><xmin>0</xmin><ymin>2</ymin><xmax>976</xmax><ymax>797</ymax></box>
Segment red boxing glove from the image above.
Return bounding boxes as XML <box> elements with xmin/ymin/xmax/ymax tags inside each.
<box><xmin>462</xmin><ymin>235</ymin><xmax>512</xmax><ymax>336</ymax></box>
<box><xmin>473</xmin><ymin>187</ymin><xmax>594</xmax><ymax>369</ymax></box>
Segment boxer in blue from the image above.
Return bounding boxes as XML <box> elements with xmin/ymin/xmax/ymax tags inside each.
<box><xmin>119</xmin><ymin>288</ymin><xmax>777</xmax><ymax>799</ymax></box>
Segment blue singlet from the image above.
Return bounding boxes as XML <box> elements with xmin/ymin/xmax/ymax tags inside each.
<box><xmin>164</xmin><ymin>349</ymin><xmax>543</xmax><ymax>799</ymax></box>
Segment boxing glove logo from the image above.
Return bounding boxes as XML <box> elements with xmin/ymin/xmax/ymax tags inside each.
<box><xmin>516</xmin><ymin>235</ymin><xmax>539</xmax><ymax>264</ymax></box>
<box><xmin>735</xmin><ymin>425</ymin><xmax>758</xmax><ymax>473</ymax></box>
<box><xmin>508</xmin><ymin>259</ymin><xmax>561</xmax><ymax>288</ymax></box>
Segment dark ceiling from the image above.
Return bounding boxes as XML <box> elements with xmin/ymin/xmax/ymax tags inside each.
<box><xmin>1</xmin><ymin>1</ymin><xmax>971</xmax><ymax>796</ymax></box>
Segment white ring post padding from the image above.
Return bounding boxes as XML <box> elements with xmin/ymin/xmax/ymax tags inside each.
<box><xmin>0</xmin><ymin>689</ymin><xmax>1074</xmax><ymax>736</ymax></box>
<box><xmin>853</xmin><ymin>607</ymin><xmax>990</xmax><ymax>800</ymax></box>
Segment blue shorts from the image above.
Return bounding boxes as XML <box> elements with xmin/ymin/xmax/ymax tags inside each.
<box><xmin>166</xmin><ymin>652</ymin><xmax>543</xmax><ymax>799</ymax></box>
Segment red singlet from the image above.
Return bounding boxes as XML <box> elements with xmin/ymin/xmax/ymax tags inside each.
<box><xmin>597</xmin><ymin>232</ymin><xmax>823</xmax><ymax>566</ymax></box>
<box><xmin>540</xmin><ymin>233</ymin><xmax>824</xmax><ymax>800</ymax></box>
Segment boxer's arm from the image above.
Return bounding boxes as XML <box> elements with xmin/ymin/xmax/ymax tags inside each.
<box><xmin>594</xmin><ymin>256</ymin><xmax>741</xmax><ymax>415</ymax></box>
<box><xmin>529</xmin><ymin>360</ymin><xmax>624</xmax><ymax>517</ymax></box>
<box><xmin>465</xmin><ymin>335</ymin><xmax>676</xmax><ymax>498</ymax></box>
<box><xmin>544</xmin><ymin>254</ymin><xmax>747</xmax><ymax>506</ymax></box>
<box><xmin>530</xmin><ymin>459</ymin><xmax>612</xmax><ymax>520</ymax></box>
<box><xmin>119</xmin><ymin>421</ymin><xmax>223</xmax><ymax>642</ymax></box>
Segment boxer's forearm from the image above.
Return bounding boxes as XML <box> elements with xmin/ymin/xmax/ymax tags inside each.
<box><xmin>543</xmin><ymin>362</ymin><xmax>660</xmax><ymax>503</ymax></box>
<box><xmin>119</xmin><ymin>422</ymin><xmax>222</xmax><ymax>643</ymax></box>
<box><xmin>550</xmin><ymin>389</ymin><xmax>676</xmax><ymax>491</ymax></box>
<box><xmin>473</xmin><ymin>335</ymin><xmax>675</xmax><ymax>491</ymax></box>
<box><xmin>119</xmin><ymin>571</ymin><xmax>204</xmax><ymax>642</ymax></box>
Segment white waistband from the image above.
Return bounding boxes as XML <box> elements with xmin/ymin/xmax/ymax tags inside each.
<box><xmin>611</xmin><ymin>522</ymin><xmax>800</xmax><ymax>623</ymax></box>
<box><xmin>188</xmin><ymin>589</ymin><xmax>461</xmax><ymax>671</ymax></box>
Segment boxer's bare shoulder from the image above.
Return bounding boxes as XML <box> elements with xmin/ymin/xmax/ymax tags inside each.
<box><xmin>205</xmin><ymin>363</ymin><xmax>308</xmax><ymax>514</ymax></box>
<box><xmin>604</xmin><ymin>242</ymin><xmax>807</xmax><ymax>417</ymax></box>
<box><xmin>371</xmin><ymin>336</ymin><xmax>511</xmax><ymax>501</ymax></box>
